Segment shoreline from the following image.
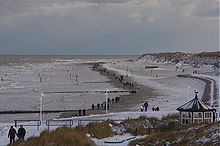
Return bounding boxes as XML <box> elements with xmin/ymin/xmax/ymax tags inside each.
<box><xmin>177</xmin><ymin>74</ymin><xmax>212</xmax><ymax>103</ymax></box>
<box><xmin>59</xmin><ymin>60</ymin><xmax>216</xmax><ymax>119</ymax></box>
<box><xmin>0</xmin><ymin>60</ymin><xmax>214</xmax><ymax>121</ymax></box>
<box><xmin>0</xmin><ymin>58</ymin><xmax>215</xmax><ymax>121</ymax></box>
<box><xmin>59</xmin><ymin>62</ymin><xmax>160</xmax><ymax>118</ymax></box>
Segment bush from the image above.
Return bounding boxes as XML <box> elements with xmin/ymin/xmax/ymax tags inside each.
<box><xmin>11</xmin><ymin>120</ymin><xmax>115</xmax><ymax>146</ymax></box>
<box><xmin>83</xmin><ymin>120</ymin><xmax>114</xmax><ymax>139</ymax></box>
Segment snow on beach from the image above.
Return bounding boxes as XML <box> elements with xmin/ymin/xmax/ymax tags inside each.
<box><xmin>0</xmin><ymin>56</ymin><xmax>135</xmax><ymax>145</ymax></box>
<box><xmin>103</xmin><ymin>62</ymin><xmax>207</xmax><ymax>112</ymax></box>
<box><xmin>0</xmin><ymin>111</ymin><xmax>171</xmax><ymax>146</ymax></box>
<box><xmin>0</xmin><ymin>55</ymin><xmax>219</xmax><ymax>145</ymax></box>
<box><xmin>0</xmin><ymin>58</ymin><xmax>128</xmax><ymax>123</ymax></box>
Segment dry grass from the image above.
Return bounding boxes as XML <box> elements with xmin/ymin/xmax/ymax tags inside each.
<box><xmin>121</xmin><ymin>116</ymin><xmax>160</xmax><ymax>136</ymax></box>
<box><xmin>130</xmin><ymin>121</ymin><xmax>220</xmax><ymax>146</ymax></box>
<box><xmin>82</xmin><ymin>120</ymin><xmax>114</xmax><ymax>139</ymax></box>
<box><xmin>161</xmin><ymin>113</ymin><xmax>179</xmax><ymax>121</ymax></box>
<box><xmin>11</xmin><ymin>120</ymin><xmax>114</xmax><ymax>146</ymax></box>
<box><xmin>9</xmin><ymin>115</ymin><xmax>219</xmax><ymax>146</ymax></box>
<box><xmin>11</xmin><ymin>127</ymin><xmax>94</xmax><ymax>146</ymax></box>
<box><xmin>195</xmin><ymin>52</ymin><xmax>220</xmax><ymax>57</ymax></box>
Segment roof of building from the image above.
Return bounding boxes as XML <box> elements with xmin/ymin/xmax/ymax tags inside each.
<box><xmin>176</xmin><ymin>92</ymin><xmax>216</xmax><ymax>112</ymax></box>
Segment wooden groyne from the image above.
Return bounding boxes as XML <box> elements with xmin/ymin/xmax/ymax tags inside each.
<box><xmin>0</xmin><ymin>109</ymin><xmax>78</xmax><ymax>114</ymax></box>
<box><xmin>44</xmin><ymin>90</ymin><xmax>131</xmax><ymax>94</ymax></box>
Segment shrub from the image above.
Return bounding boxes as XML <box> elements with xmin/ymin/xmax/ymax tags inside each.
<box><xmin>83</xmin><ymin>120</ymin><xmax>114</xmax><ymax>139</ymax></box>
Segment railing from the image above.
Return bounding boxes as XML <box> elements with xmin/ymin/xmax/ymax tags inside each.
<box><xmin>14</xmin><ymin>119</ymin><xmax>125</xmax><ymax>131</ymax></box>
<box><xmin>46</xmin><ymin>120</ymin><xmax>73</xmax><ymax>130</ymax></box>
<box><xmin>14</xmin><ymin>120</ymin><xmax>41</xmax><ymax>131</ymax></box>
<box><xmin>77</xmin><ymin>119</ymin><xmax>106</xmax><ymax>125</ymax></box>
<box><xmin>77</xmin><ymin>119</ymin><xmax>124</xmax><ymax>125</ymax></box>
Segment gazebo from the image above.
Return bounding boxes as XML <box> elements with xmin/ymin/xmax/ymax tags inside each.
<box><xmin>177</xmin><ymin>92</ymin><xmax>216</xmax><ymax>125</ymax></box>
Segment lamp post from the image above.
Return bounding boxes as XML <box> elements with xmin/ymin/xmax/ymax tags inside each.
<box><xmin>40</xmin><ymin>92</ymin><xmax>44</xmax><ymax>122</ymax></box>
<box><xmin>187</xmin><ymin>86</ymin><xmax>190</xmax><ymax>101</ymax></box>
<box><xmin>105</xmin><ymin>89</ymin><xmax>109</xmax><ymax>114</ymax></box>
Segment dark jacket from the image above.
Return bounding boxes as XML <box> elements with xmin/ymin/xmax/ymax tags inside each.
<box><xmin>18</xmin><ymin>128</ymin><xmax>26</xmax><ymax>138</ymax></box>
<box><xmin>8</xmin><ymin>128</ymin><xmax>17</xmax><ymax>138</ymax></box>
<box><xmin>144</xmin><ymin>103</ymin><xmax>148</xmax><ymax>108</ymax></box>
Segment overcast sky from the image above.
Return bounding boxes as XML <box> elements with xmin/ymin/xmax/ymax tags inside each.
<box><xmin>0</xmin><ymin>0</ymin><xmax>219</xmax><ymax>55</ymax></box>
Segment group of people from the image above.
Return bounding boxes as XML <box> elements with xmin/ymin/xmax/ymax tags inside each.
<box><xmin>140</xmin><ymin>102</ymin><xmax>160</xmax><ymax>112</ymax></box>
<box><xmin>91</xmin><ymin>96</ymin><xmax>121</xmax><ymax>111</ymax></box>
<box><xmin>140</xmin><ymin>101</ymin><xmax>148</xmax><ymax>112</ymax></box>
<box><xmin>8</xmin><ymin>125</ymin><xmax>26</xmax><ymax>144</ymax></box>
<box><xmin>152</xmin><ymin>107</ymin><xmax>160</xmax><ymax>111</ymax></box>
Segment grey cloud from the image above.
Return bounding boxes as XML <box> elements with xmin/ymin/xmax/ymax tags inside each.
<box><xmin>69</xmin><ymin>0</ymin><xmax>130</xmax><ymax>3</ymax></box>
<box><xmin>0</xmin><ymin>0</ymin><xmax>218</xmax><ymax>55</ymax></box>
<box><xmin>193</xmin><ymin>7</ymin><xmax>219</xmax><ymax>17</ymax></box>
<box><xmin>0</xmin><ymin>0</ymin><xmax>132</xmax><ymax>17</ymax></box>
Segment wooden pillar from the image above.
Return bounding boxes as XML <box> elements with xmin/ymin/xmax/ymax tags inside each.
<box><xmin>180</xmin><ymin>112</ymin><xmax>182</xmax><ymax>125</ymax></box>
<box><xmin>203</xmin><ymin>112</ymin><xmax>205</xmax><ymax>123</ymax></box>
<box><xmin>213</xmin><ymin>112</ymin><xmax>215</xmax><ymax>122</ymax></box>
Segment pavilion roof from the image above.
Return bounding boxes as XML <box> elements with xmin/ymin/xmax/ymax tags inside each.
<box><xmin>177</xmin><ymin>92</ymin><xmax>216</xmax><ymax>112</ymax></box>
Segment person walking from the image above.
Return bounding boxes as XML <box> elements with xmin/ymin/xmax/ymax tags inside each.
<box><xmin>8</xmin><ymin>126</ymin><xmax>17</xmax><ymax>144</ymax></box>
<box><xmin>97</xmin><ymin>103</ymin><xmax>100</xmax><ymax>110</ymax></box>
<box><xmin>144</xmin><ymin>101</ymin><xmax>148</xmax><ymax>112</ymax></box>
<box><xmin>83</xmin><ymin>109</ymin><xmax>86</xmax><ymax>116</ymax></box>
<box><xmin>78</xmin><ymin>109</ymin><xmax>81</xmax><ymax>116</ymax></box>
<box><xmin>17</xmin><ymin>125</ymin><xmax>26</xmax><ymax>140</ymax></box>
<box><xmin>91</xmin><ymin>104</ymin><xmax>95</xmax><ymax>110</ymax></box>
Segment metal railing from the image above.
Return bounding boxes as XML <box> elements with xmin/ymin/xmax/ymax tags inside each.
<box><xmin>14</xmin><ymin>120</ymin><xmax>41</xmax><ymax>131</ymax></box>
<box><xmin>14</xmin><ymin>119</ymin><xmax>125</xmax><ymax>131</ymax></box>
<box><xmin>46</xmin><ymin>120</ymin><xmax>73</xmax><ymax>130</ymax></box>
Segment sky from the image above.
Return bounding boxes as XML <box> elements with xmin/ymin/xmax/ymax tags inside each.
<box><xmin>0</xmin><ymin>0</ymin><xmax>219</xmax><ymax>55</ymax></box>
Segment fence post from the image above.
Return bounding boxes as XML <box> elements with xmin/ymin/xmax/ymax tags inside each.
<box><xmin>37</xmin><ymin>121</ymin><xmax>40</xmax><ymax>131</ymax></box>
<box><xmin>47</xmin><ymin>121</ymin><xmax>50</xmax><ymax>130</ymax></box>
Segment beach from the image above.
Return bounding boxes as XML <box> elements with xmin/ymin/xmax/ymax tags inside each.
<box><xmin>0</xmin><ymin>55</ymin><xmax>218</xmax><ymax>122</ymax></box>
<box><xmin>101</xmin><ymin>58</ymin><xmax>219</xmax><ymax>113</ymax></box>
<box><xmin>0</xmin><ymin>55</ymin><xmax>219</xmax><ymax>145</ymax></box>
<box><xmin>0</xmin><ymin>56</ymin><xmax>133</xmax><ymax>123</ymax></box>
<box><xmin>63</xmin><ymin>55</ymin><xmax>219</xmax><ymax>118</ymax></box>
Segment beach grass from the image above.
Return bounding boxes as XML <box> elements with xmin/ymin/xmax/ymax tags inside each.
<box><xmin>10</xmin><ymin>120</ymin><xmax>114</xmax><ymax>146</ymax></box>
<box><xmin>129</xmin><ymin>121</ymin><xmax>220</xmax><ymax>146</ymax></box>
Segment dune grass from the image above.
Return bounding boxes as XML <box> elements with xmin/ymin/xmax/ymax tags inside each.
<box><xmin>11</xmin><ymin>127</ymin><xmax>94</xmax><ymax>146</ymax></box>
<box><xmin>129</xmin><ymin>121</ymin><xmax>220</xmax><ymax>146</ymax></box>
<box><xmin>120</xmin><ymin>116</ymin><xmax>160</xmax><ymax>136</ymax></box>
<box><xmin>11</xmin><ymin>120</ymin><xmax>114</xmax><ymax>146</ymax></box>
<box><xmin>10</xmin><ymin>114</ymin><xmax>219</xmax><ymax>146</ymax></box>
<box><xmin>161</xmin><ymin>113</ymin><xmax>179</xmax><ymax>121</ymax></box>
<box><xmin>81</xmin><ymin>120</ymin><xmax>114</xmax><ymax>139</ymax></box>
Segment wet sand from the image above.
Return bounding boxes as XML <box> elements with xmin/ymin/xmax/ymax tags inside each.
<box><xmin>60</xmin><ymin>60</ymin><xmax>214</xmax><ymax>118</ymax></box>
<box><xmin>60</xmin><ymin>63</ymin><xmax>159</xmax><ymax>118</ymax></box>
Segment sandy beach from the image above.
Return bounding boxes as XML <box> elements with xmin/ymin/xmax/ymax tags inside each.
<box><xmin>0</xmin><ymin>56</ymin><xmax>132</xmax><ymax>122</ymax></box>
<box><xmin>60</xmin><ymin>65</ymin><xmax>159</xmax><ymax>118</ymax></box>
<box><xmin>100</xmin><ymin>58</ymin><xmax>219</xmax><ymax>113</ymax></box>
<box><xmin>0</xmin><ymin>55</ymin><xmax>218</xmax><ymax>123</ymax></box>
<box><xmin>61</xmin><ymin>56</ymin><xmax>219</xmax><ymax>118</ymax></box>
<box><xmin>0</xmin><ymin>55</ymin><xmax>219</xmax><ymax>146</ymax></box>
